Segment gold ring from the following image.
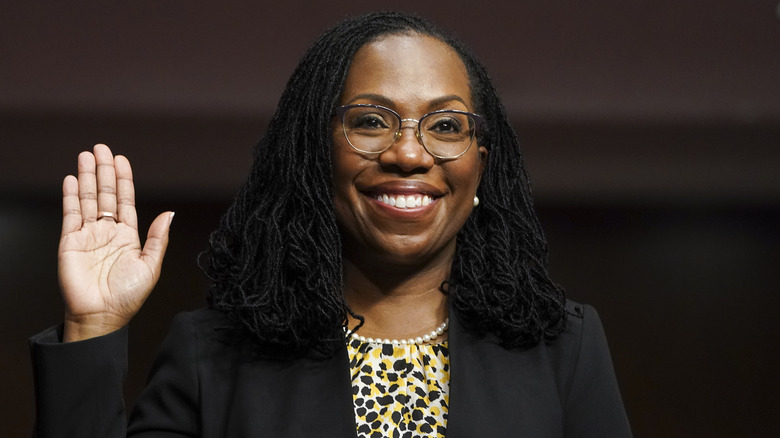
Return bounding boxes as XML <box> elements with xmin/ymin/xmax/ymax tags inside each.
<box><xmin>97</xmin><ymin>211</ymin><xmax>116</xmax><ymax>221</ymax></box>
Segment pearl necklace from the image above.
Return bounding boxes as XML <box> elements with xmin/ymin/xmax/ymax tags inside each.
<box><xmin>347</xmin><ymin>318</ymin><xmax>449</xmax><ymax>346</ymax></box>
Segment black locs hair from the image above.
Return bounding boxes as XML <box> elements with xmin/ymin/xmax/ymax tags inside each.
<box><xmin>202</xmin><ymin>12</ymin><xmax>566</xmax><ymax>356</ymax></box>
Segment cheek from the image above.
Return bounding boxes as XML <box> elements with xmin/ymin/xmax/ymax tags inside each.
<box><xmin>449</xmin><ymin>155</ymin><xmax>484</xmax><ymax>195</ymax></box>
<box><xmin>330</xmin><ymin>139</ymin><xmax>367</xmax><ymax>225</ymax></box>
<box><xmin>332</xmin><ymin>151</ymin><xmax>356</xmax><ymax>193</ymax></box>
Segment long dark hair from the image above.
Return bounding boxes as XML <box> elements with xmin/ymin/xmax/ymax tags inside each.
<box><xmin>201</xmin><ymin>11</ymin><xmax>566</xmax><ymax>356</ymax></box>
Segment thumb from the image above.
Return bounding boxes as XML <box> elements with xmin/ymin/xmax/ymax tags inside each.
<box><xmin>141</xmin><ymin>211</ymin><xmax>175</xmax><ymax>273</ymax></box>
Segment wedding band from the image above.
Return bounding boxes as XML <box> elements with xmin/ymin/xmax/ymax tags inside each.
<box><xmin>97</xmin><ymin>211</ymin><xmax>116</xmax><ymax>221</ymax></box>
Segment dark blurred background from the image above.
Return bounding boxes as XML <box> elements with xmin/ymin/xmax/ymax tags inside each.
<box><xmin>2</xmin><ymin>1</ymin><xmax>779</xmax><ymax>436</ymax></box>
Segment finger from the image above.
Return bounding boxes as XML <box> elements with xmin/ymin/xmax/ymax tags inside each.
<box><xmin>77</xmin><ymin>150</ymin><xmax>98</xmax><ymax>222</ymax></box>
<box><xmin>140</xmin><ymin>212</ymin><xmax>175</xmax><ymax>277</ymax></box>
<box><xmin>115</xmin><ymin>155</ymin><xmax>138</xmax><ymax>230</ymax></box>
<box><xmin>61</xmin><ymin>175</ymin><xmax>82</xmax><ymax>236</ymax></box>
<box><xmin>93</xmin><ymin>144</ymin><xmax>118</xmax><ymax>221</ymax></box>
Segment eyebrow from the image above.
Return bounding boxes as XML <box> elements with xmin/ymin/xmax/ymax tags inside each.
<box><xmin>345</xmin><ymin>93</ymin><xmax>470</xmax><ymax>110</ymax></box>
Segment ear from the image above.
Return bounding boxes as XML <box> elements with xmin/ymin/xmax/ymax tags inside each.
<box><xmin>476</xmin><ymin>145</ymin><xmax>488</xmax><ymax>182</ymax></box>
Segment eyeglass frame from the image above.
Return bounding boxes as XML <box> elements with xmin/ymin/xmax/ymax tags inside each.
<box><xmin>333</xmin><ymin>104</ymin><xmax>485</xmax><ymax>160</ymax></box>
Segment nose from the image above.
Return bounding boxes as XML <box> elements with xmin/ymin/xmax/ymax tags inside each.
<box><xmin>377</xmin><ymin>123</ymin><xmax>435</xmax><ymax>173</ymax></box>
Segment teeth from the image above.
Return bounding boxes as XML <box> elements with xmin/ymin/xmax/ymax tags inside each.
<box><xmin>375</xmin><ymin>194</ymin><xmax>432</xmax><ymax>209</ymax></box>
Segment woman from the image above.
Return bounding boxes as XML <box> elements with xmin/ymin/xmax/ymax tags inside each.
<box><xmin>30</xmin><ymin>12</ymin><xmax>632</xmax><ymax>438</ymax></box>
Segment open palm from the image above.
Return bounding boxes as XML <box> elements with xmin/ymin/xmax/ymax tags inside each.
<box><xmin>58</xmin><ymin>144</ymin><xmax>173</xmax><ymax>342</ymax></box>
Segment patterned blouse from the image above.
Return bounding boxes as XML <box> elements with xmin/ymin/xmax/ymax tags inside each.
<box><xmin>347</xmin><ymin>338</ymin><xmax>450</xmax><ymax>438</ymax></box>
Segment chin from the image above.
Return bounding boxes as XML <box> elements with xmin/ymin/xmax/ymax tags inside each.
<box><xmin>363</xmin><ymin>234</ymin><xmax>456</xmax><ymax>268</ymax></box>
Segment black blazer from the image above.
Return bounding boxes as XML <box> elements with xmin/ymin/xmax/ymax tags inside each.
<box><xmin>30</xmin><ymin>300</ymin><xmax>632</xmax><ymax>437</ymax></box>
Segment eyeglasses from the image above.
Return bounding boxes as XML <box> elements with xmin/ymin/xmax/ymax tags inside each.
<box><xmin>334</xmin><ymin>104</ymin><xmax>484</xmax><ymax>160</ymax></box>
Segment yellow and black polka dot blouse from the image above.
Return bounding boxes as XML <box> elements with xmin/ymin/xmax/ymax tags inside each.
<box><xmin>347</xmin><ymin>338</ymin><xmax>450</xmax><ymax>438</ymax></box>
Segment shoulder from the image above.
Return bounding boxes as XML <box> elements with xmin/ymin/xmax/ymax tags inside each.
<box><xmin>158</xmin><ymin>307</ymin><xmax>242</xmax><ymax>360</ymax></box>
<box><xmin>555</xmin><ymin>301</ymin><xmax>633</xmax><ymax>434</ymax></box>
<box><xmin>170</xmin><ymin>307</ymin><xmax>232</xmax><ymax>333</ymax></box>
<box><xmin>539</xmin><ymin>299</ymin><xmax>624</xmax><ymax>403</ymax></box>
<box><xmin>544</xmin><ymin>299</ymin><xmax>609</xmax><ymax>365</ymax></box>
<box><xmin>450</xmin><ymin>298</ymin><xmax>606</xmax><ymax>367</ymax></box>
<box><xmin>465</xmin><ymin>299</ymin><xmax>613</xmax><ymax>392</ymax></box>
<box><xmin>448</xmin><ymin>299</ymin><xmax>630</xmax><ymax>433</ymax></box>
<box><xmin>561</xmin><ymin>299</ymin><xmax>605</xmax><ymax>345</ymax></box>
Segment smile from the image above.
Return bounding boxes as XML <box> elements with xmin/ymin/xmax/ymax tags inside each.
<box><xmin>373</xmin><ymin>193</ymin><xmax>434</xmax><ymax>209</ymax></box>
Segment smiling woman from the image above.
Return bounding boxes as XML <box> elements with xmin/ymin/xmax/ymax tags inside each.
<box><xmin>333</xmin><ymin>34</ymin><xmax>486</xmax><ymax>280</ymax></box>
<box><xmin>29</xmin><ymin>11</ymin><xmax>632</xmax><ymax>438</ymax></box>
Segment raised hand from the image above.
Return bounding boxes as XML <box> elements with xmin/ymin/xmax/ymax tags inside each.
<box><xmin>58</xmin><ymin>144</ymin><xmax>174</xmax><ymax>342</ymax></box>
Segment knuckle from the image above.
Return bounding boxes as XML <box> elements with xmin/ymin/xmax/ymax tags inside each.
<box><xmin>117</xmin><ymin>196</ymin><xmax>136</xmax><ymax>206</ymax></box>
<box><xmin>98</xmin><ymin>185</ymin><xmax>117</xmax><ymax>195</ymax></box>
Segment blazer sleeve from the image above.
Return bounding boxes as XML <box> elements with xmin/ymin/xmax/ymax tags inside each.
<box><xmin>29</xmin><ymin>325</ymin><xmax>130</xmax><ymax>438</ymax></box>
<box><xmin>29</xmin><ymin>313</ymin><xmax>201</xmax><ymax>438</ymax></box>
<box><xmin>562</xmin><ymin>304</ymin><xmax>633</xmax><ymax>438</ymax></box>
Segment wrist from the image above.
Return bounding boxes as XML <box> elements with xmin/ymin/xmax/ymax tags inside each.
<box><xmin>63</xmin><ymin>314</ymin><xmax>127</xmax><ymax>342</ymax></box>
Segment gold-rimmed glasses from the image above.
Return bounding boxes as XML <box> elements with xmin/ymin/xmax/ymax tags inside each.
<box><xmin>334</xmin><ymin>104</ymin><xmax>484</xmax><ymax>160</ymax></box>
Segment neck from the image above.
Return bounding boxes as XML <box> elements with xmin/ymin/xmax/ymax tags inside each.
<box><xmin>342</xmin><ymin>256</ymin><xmax>451</xmax><ymax>341</ymax></box>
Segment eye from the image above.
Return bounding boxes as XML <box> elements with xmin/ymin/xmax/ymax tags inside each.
<box><xmin>348</xmin><ymin>112</ymin><xmax>392</xmax><ymax>131</ymax></box>
<box><xmin>427</xmin><ymin>115</ymin><xmax>464</xmax><ymax>135</ymax></box>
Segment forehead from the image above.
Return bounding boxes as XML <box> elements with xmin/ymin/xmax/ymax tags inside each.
<box><xmin>341</xmin><ymin>33</ymin><xmax>473</xmax><ymax>110</ymax></box>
